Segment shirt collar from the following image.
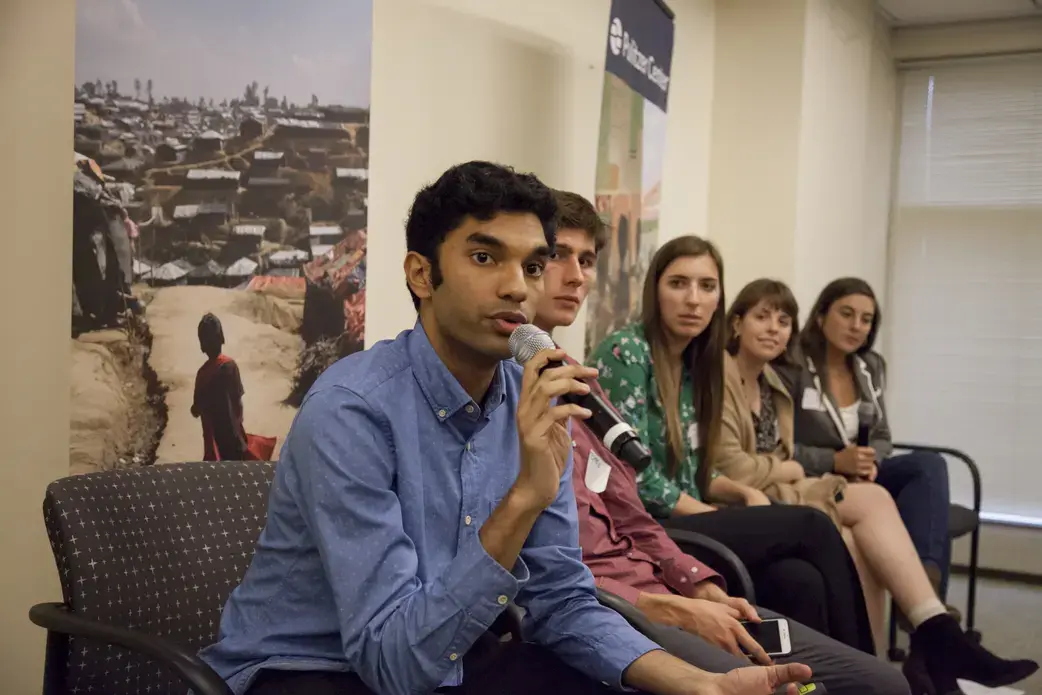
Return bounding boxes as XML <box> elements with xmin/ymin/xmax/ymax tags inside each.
<box><xmin>408</xmin><ymin>319</ymin><xmax>507</xmax><ymax>422</ymax></box>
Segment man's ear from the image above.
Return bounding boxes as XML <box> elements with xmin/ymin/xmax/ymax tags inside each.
<box><xmin>404</xmin><ymin>251</ymin><xmax>434</xmax><ymax>303</ymax></box>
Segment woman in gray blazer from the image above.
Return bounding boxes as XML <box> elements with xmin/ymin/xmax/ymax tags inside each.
<box><xmin>777</xmin><ymin>278</ymin><xmax>952</xmax><ymax>601</ymax></box>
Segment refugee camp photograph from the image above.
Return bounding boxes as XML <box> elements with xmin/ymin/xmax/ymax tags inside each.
<box><xmin>69</xmin><ymin>0</ymin><xmax>373</xmax><ymax>475</ymax></box>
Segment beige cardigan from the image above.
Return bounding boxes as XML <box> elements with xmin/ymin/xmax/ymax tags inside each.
<box><xmin>715</xmin><ymin>353</ymin><xmax>847</xmax><ymax>527</ymax></box>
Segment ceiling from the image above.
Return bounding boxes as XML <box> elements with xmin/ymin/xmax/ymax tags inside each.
<box><xmin>877</xmin><ymin>0</ymin><xmax>1042</xmax><ymax>26</ymax></box>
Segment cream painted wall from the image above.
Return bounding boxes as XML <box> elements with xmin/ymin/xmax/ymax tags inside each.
<box><xmin>367</xmin><ymin>0</ymin><xmax>717</xmax><ymax>358</ymax></box>
<box><xmin>658</xmin><ymin>0</ymin><xmax>717</xmax><ymax>245</ymax></box>
<box><xmin>705</xmin><ymin>0</ymin><xmax>896</xmax><ymax>316</ymax></box>
<box><xmin>792</xmin><ymin>0</ymin><xmax>897</xmax><ymax>313</ymax></box>
<box><xmin>706</xmin><ymin>0</ymin><xmax>808</xmax><ymax>302</ymax></box>
<box><xmin>367</xmin><ymin>0</ymin><xmax>605</xmax><ymax>358</ymax></box>
<box><xmin>0</xmin><ymin>1</ymin><xmax>76</xmax><ymax>691</ymax></box>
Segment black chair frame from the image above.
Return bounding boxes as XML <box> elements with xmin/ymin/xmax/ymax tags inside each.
<box><xmin>31</xmin><ymin>538</ymin><xmax>750</xmax><ymax>695</ymax></box>
<box><xmin>886</xmin><ymin>443</ymin><xmax>982</xmax><ymax>661</ymax></box>
<box><xmin>666</xmin><ymin>528</ymin><xmax>757</xmax><ymax>602</ymax></box>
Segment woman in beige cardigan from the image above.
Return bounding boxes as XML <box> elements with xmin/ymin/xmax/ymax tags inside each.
<box><xmin>712</xmin><ymin>280</ymin><xmax>1036</xmax><ymax>693</ymax></box>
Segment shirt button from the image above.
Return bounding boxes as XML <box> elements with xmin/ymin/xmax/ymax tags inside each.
<box><xmin>464</xmin><ymin>515</ymin><xmax>472</xmax><ymax>526</ymax></box>
<box><xmin>497</xmin><ymin>595</ymin><xmax>508</xmax><ymax>605</ymax></box>
<box><xmin>679</xmin><ymin>577</ymin><xmax>688</xmax><ymax>583</ymax></box>
<box><xmin>449</xmin><ymin>652</ymin><xmax>459</xmax><ymax>661</ymax></box>
<box><xmin>465</xmin><ymin>404</ymin><xmax>475</xmax><ymax>414</ymax></box>
<box><xmin>438</xmin><ymin>409</ymin><xmax>447</xmax><ymax>418</ymax></box>
<box><xmin>691</xmin><ymin>567</ymin><xmax>699</xmax><ymax>575</ymax></box>
<box><xmin>466</xmin><ymin>442</ymin><xmax>472</xmax><ymax>451</ymax></box>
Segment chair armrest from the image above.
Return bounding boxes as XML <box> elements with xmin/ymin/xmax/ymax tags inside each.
<box><xmin>29</xmin><ymin>602</ymin><xmax>233</xmax><ymax>695</ymax></box>
<box><xmin>891</xmin><ymin>442</ymin><xmax>982</xmax><ymax>514</ymax></box>
<box><xmin>595</xmin><ymin>588</ymin><xmax>660</xmax><ymax>638</ymax></box>
<box><xmin>665</xmin><ymin>528</ymin><xmax>757</xmax><ymax>602</ymax></box>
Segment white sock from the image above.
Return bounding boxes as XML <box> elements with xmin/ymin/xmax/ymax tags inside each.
<box><xmin>907</xmin><ymin>598</ymin><xmax>946</xmax><ymax>628</ymax></box>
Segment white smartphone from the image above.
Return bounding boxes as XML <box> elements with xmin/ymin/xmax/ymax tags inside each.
<box><xmin>740</xmin><ymin>617</ymin><xmax>792</xmax><ymax>656</ymax></box>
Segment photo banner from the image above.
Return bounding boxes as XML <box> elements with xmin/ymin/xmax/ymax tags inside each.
<box><xmin>586</xmin><ymin>0</ymin><xmax>675</xmax><ymax>353</ymax></box>
<box><xmin>70</xmin><ymin>1</ymin><xmax>372</xmax><ymax>475</ymax></box>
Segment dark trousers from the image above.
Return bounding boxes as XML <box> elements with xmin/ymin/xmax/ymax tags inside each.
<box><xmin>875</xmin><ymin>451</ymin><xmax>952</xmax><ymax>598</ymax></box>
<box><xmin>245</xmin><ymin>610</ymin><xmax>910</xmax><ymax>695</ymax></box>
<box><xmin>245</xmin><ymin>640</ymin><xmax>619</xmax><ymax>695</ymax></box>
<box><xmin>648</xmin><ymin>608</ymin><xmax>910</xmax><ymax>695</ymax></box>
<box><xmin>662</xmin><ymin>505</ymin><xmax>876</xmax><ymax>655</ymax></box>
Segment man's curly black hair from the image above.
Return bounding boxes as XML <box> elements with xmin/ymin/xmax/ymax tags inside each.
<box><xmin>405</xmin><ymin>161</ymin><xmax>558</xmax><ymax>310</ymax></box>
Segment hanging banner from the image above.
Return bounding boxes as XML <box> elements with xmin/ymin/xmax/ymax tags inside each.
<box><xmin>586</xmin><ymin>0</ymin><xmax>675</xmax><ymax>353</ymax></box>
<box><xmin>70</xmin><ymin>0</ymin><xmax>372</xmax><ymax>475</ymax></box>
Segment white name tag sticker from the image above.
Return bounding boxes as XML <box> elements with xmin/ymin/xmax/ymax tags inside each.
<box><xmin>801</xmin><ymin>388</ymin><xmax>824</xmax><ymax>411</ymax></box>
<box><xmin>585</xmin><ymin>451</ymin><xmax>612</xmax><ymax>494</ymax></box>
<box><xmin>687</xmin><ymin>422</ymin><xmax>700</xmax><ymax>450</ymax></box>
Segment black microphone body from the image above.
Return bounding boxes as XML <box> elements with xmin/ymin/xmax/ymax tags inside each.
<box><xmin>856</xmin><ymin>401</ymin><xmax>875</xmax><ymax>448</ymax></box>
<box><xmin>543</xmin><ymin>358</ymin><xmax>652</xmax><ymax>473</ymax></box>
<box><xmin>508</xmin><ymin>324</ymin><xmax>652</xmax><ymax>472</ymax></box>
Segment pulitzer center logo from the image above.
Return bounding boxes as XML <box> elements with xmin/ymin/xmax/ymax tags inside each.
<box><xmin>609</xmin><ymin>17</ymin><xmax>624</xmax><ymax>55</ymax></box>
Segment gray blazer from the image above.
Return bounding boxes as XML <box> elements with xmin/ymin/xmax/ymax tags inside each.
<box><xmin>775</xmin><ymin>352</ymin><xmax>893</xmax><ymax>477</ymax></box>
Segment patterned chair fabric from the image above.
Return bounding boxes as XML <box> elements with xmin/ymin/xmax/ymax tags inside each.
<box><xmin>42</xmin><ymin>461</ymin><xmax>276</xmax><ymax>695</ymax></box>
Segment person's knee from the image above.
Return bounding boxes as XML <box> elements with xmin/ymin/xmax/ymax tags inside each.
<box><xmin>863</xmin><ymin>660</ymin><xmax>913</xmax><ymax>695</ymax></box>
<box><xmin>814</xmin><ymin>648</ymin><xmax>912</xmax><ymax>695</ymax></box>
<box><xmin>861</xmin><ymin>481</ymin><xmax>898</xmax><ymax>510</ymax></box>
<box><xmin>911</xmin><ymin>450</ymin><xmax>950</xmax><ymax>485</ymax></box>
<box><xmin>763</xmin><ymin>558</ymin><xmax>825</xmax><ymax>596</ymax></box>
<box><xmin>791</xmin><ymin>505</ymin><xmax>846</xmax><ymax>545</ymax></box>
<box><xmin>791</xmin><ymin>505</ymin><xmax>837</xmax><ymax>533</ymax></box>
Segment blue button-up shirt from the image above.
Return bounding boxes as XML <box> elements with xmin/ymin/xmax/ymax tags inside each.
<box><xmin>199</xmin><ymin>322</ymin><xmax>659</xmax><ymax>695</ymax></box>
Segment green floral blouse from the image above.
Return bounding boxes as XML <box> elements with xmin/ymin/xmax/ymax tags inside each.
<box><xmin>587</xmin><ymin>323</ymin><xmax>706</xmax><ymax>517</ymax></box>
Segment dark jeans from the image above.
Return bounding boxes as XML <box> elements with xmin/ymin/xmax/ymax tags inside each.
<box><xmin>246</xmin><ymin>640</ymin><xmax>620</xmax><ymax>695</ymax></box>
<box><xmin>662</xmin><ymin>505</ymin><xmax>876</xmax><ymax>655</ymax></box>
<box><xmin>875</xmin><ymin>451</ymin><xmax>952</xmax><ymax>597</ymax></box>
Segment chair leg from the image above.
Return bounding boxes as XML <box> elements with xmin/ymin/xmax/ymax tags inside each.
<box><xmin>887</xmin><ymin>599</ymin><xmax>906</xmax><ymax>662</ymax></box>
<box><xmin>966</xmin><ymin>524</ymin><xmax>981</xmax><ymax>638</ymax></box>
<box><xmin>42</xmin><ymin>629</ymin><xmax>70</xmax><ymax>695</ymax></box>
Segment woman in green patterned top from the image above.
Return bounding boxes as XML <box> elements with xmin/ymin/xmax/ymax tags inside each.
<box><xmin>589</xmin><ymin>236</ymin><xmax>771</xmax><ymax>519</ymax></box>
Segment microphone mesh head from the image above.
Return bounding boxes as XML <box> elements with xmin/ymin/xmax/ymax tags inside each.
<box><xmin>508</xmin><ymin>324</ymin><xmax>555</xmax><ymax>364</ymax></box>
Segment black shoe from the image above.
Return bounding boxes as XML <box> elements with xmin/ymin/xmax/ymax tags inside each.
<box><xmin>910</xmin><ymin>614</ymin><xmax>1038</xmax><ymax>690</ymax></box>
<box><xmin>903</xmin><ymin>645</ymin><xmax>962</xmax><ymax>695</ymax></box>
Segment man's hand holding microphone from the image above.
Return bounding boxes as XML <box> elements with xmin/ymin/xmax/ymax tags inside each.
<box><xmin>478</xmin><ymin>325</ymin><xmax>815</xmax><ymax>695</ymax></box>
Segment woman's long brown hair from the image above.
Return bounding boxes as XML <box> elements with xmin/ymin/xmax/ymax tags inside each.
<box><xmin>640</xmin><ymin>236</ymin><xmax>726</xmax><ymax>498</ymax></box>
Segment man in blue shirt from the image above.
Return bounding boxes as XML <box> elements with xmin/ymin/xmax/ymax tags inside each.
<box><xmin>199</xmin><ymin>161</ymin><xmax>811</xmax><ymax>695</ymax></box>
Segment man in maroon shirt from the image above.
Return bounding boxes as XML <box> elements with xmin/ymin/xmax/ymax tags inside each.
<box><xmin>534</xmin><ymin>191</ymin><xmax>909</xmax><ymax>695</ymax></box>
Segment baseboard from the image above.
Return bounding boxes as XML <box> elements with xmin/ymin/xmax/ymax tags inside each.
<box><xmin>952</xmin><ymin>564</ymin><xmax>1042</xmax><ymax>586</ymax></box>
<box><xmin>951</xmin><ymin>521</ymin><xmax>1042</xmax><ymax>579</ymax></box>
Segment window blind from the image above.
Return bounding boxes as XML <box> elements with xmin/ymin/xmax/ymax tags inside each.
<box><xmin>887</xmin><ymin>54</ymin><xmax>1042</xmax><ymax>521</ymax></box>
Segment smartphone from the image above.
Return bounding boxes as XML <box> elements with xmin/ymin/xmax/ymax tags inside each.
<box><xmin>740</xmin><ymin>617</ymin><xmax>792</xmax><ymax>656</ymax></box>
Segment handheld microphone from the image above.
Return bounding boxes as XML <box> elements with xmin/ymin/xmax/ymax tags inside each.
<box><xmin>508</xmin><ymin>324</ymin><xmax>652</xmax><ymax>473</ymax></box>
<box><xmin>856</xmin><ymin>401</ymin><xmax>875</xmax><ymax>447</ymax></box>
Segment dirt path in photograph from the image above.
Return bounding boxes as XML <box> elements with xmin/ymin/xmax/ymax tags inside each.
<box><xmin>145</xmin><ymin>285</ymin><xmax>303</xmax><ymax>464</ymax></box>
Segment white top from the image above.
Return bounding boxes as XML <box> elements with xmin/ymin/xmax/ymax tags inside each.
<box><xmin>839</xmin><ymin>400</ymin><xmax>861</xmax><ymax>441</ymax></box>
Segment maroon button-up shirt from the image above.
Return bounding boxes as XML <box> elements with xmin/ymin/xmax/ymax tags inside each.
<box><xmin>567</xmin><ymin>357</ymin><xmax>722</xmax><ymax>606</ymax></box>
